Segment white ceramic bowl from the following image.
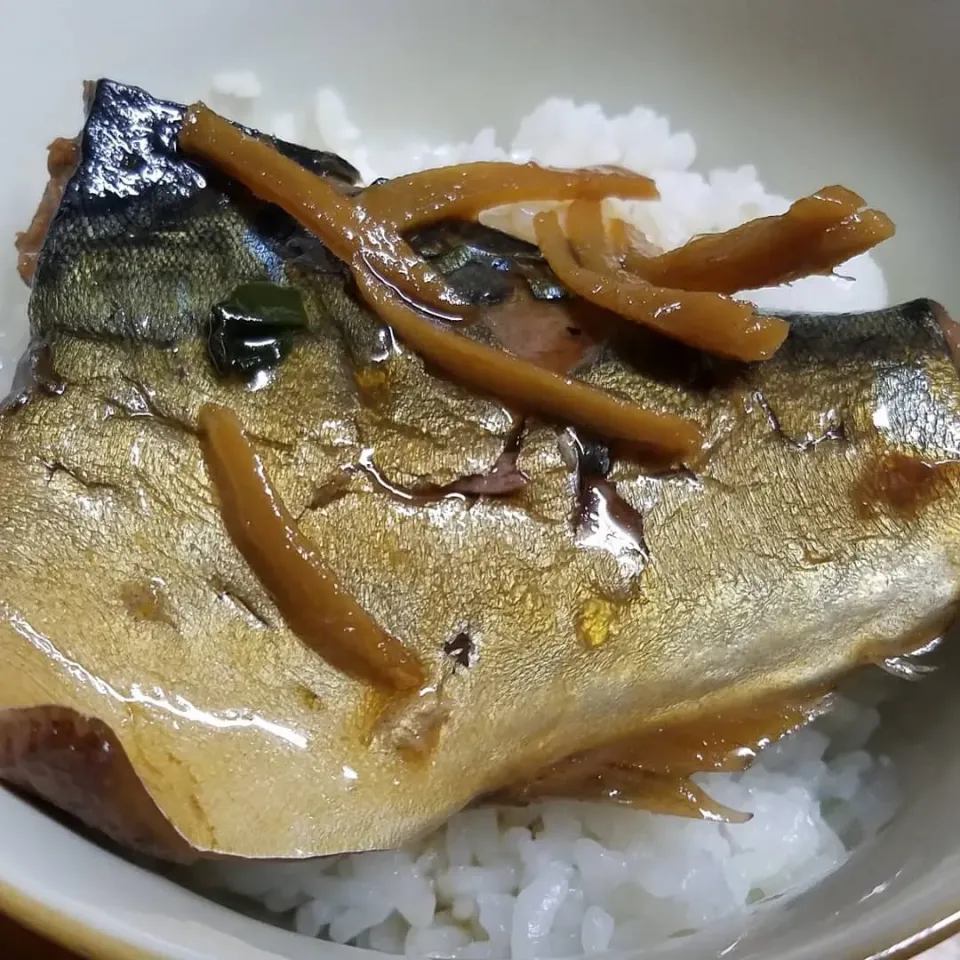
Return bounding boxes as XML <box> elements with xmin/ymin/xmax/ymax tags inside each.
<box><xmin>2</xmin><ymin>1</ymin><xmax>960</xmax><ymax>957</ymax></box>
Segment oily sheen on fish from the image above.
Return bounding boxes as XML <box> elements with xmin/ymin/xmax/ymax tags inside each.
<box><xmin>0</xmin><ymin>80</ymin><xmax>958</xmax><ymax>860</ymax></box>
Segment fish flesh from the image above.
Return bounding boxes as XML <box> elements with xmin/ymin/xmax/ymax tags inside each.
<box><xmin>0</xmin><ymin>80</ymin><xmax>959</xmax><ymax>861</ymax></box>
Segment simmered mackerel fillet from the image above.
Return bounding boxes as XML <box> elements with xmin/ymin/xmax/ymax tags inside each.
<box><xmin>0</xmin><ymin>80</ymin><xmax>955</xmax><ymax>861</ymax></box>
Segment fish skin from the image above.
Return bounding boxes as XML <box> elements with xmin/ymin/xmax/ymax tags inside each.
<box><xmin>1</xmin><ymin>80</ymin><xmax>959</xmax><ymax>859</ymax></box>
<box><xmin>28</xmin><ymin>80</ymin><xmax>360</xmax><ymax>345</ymax></box>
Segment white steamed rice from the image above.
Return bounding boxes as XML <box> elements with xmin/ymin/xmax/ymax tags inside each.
<box><xmin>195</xmin><ymin>76</ymin><xmax>899</xmax><ymax>957</ymax></box>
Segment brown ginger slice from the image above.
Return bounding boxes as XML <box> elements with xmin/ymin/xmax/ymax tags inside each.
<box><xmin>199</xmin><ymin>403</ymin><xmax>424</xmax><ymax>692</ymax></box>
<box><xmin>537</xmin><ymin>206</ymin><xmax>790</xmax><ymax>362</ymax></box>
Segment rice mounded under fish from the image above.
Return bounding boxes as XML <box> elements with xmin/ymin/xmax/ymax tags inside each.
<box><xmin>193</xmin><ymin>74</ymin><xmax>899</xmax><ymax>957</ymax></box>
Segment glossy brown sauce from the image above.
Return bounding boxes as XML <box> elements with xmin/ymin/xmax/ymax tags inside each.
<box><xmin>356</xmin><ymin>445</ymin><xmax>526</xmax><ymax>506</ymax></box>
<box><xmin>578</xmin><ymin>477</ymin><xmax>647</xmax><ymax>552</ymax></box>
<box><xmin>569</xmin><ymin>434</ymin><xmax>648</xmax><ymax>585</ymax></box>
<box><xmin>497</xmin><ymin>695</ymin><xmax>822</xmax><ymax>820</ymax></box>
<box><xmin>853</xmin><ymin>451</ymin><xmax>956</xmax><ymax>520</ymax></box>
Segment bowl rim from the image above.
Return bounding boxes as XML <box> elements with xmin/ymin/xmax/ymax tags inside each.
<box><xmin>2</xmin><ymin>870</ymin><xmax>959</xmax><ymax>960</ymax></box>
<box><xmin>0</xmin><ymin>877</ymin><xmax>160</xmax><ymax>960</ymax></box>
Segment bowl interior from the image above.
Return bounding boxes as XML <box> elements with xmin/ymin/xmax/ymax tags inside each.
<box><xmin>2</xmin><ymin>1</ymin><xmax>960</xmax><ymax>957</ymax></box>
